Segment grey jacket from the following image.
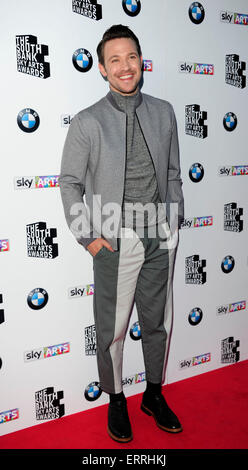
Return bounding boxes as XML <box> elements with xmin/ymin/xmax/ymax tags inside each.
<box><xmin>59</xmin><ymin>91</ymin><xmax>184</xmax><ymax>250</ymax></box>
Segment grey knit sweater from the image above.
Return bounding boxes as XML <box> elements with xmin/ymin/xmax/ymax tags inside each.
<box><xmin>110</xmin><ymin>89</ymin><xmax>164</xmax><ymax>228</ymax></box>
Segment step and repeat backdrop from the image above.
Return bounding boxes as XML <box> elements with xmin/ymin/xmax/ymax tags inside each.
<box><xmin>0</xmin><ymin>0</ymin><xmax>247</xmax><ymax>436</ymax></box>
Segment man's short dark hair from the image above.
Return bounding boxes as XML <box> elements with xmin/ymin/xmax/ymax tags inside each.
<box><xmin>97</xmin><ymin>24</ymin><xmax>142</xmax><ymax>65</ymax></box>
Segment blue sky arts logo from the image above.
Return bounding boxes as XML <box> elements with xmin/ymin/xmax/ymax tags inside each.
<box><xmin>221</xmin><ymin>337</ymin><xmax>240</xmax><ymax>363</ymax></box>
<box><xmin>185</xmin><ymin>255</ymin><xmax>206</xmax><ymax>285</ymax></box>
<box><xmin>225</xmin><ymin>54</ymin><xmax>246</xmax><ymax>88</ymax></box>
<box><xmin>221</xmin><ymin>11</ymin><xmax>248</xmax><ymax>26</ymax></box>
<box><xmin>24</xmin><ymin>342</ymin><xmax>70</xmax><ymax>362</ymax></box>
<box><xmin>14</xmin><ymin>175</ymin><xmax>59</xmax><ymax>189</ymax></box>
<box><xmin>16</xmin><ymin>35</ymin><xmax>50</xmax><ymax>78</ymax></box>
<box><xmin>69</xmin><ymin>284</ymin><xmax>94</xmax><ymax>299</ymax></box>
<box><xmin>72</xmin><ymin>0</ymin><xmax>102</xmax><ymax>20</ymax></box>
<box><xmin>180</xmin><ymin>216</ymin><xmax>213</xmax><ymax>229</ymax></box>
<box><xmin>143</xmin><ymin>60</ymin><xmax>152</xmax><ymax>72</ymax></box>
<box><xmin>35</xmin><ymin>387</ymin><xmax>64</xmax><ymax>420</ymax></box>
<box><xmin>179</xmin><ymin>352</ymin><xmax>211</xmax><ymax>369</ymax></box>
<box><xmin>0</xmin><ymin>409</ymin><xmax>19</xmax><ymax>424</ymax></box>
<box><xmin>185</xmin><ymin>104</ymin><xmax>207</xmax><ymax>138</ymax></box>
<box><xmin>216</xmin><ymin>300</ymin><xmax>246</xmax><ymax>316</ymax></box>
<box><xmin>179</xmin><ymin>62</ymin><xmax>214</xmax><ymax>75</ymax></box>
<box><xmin>188</xmin><ymin>2</ymin><xmax>205</xmax><ymax>24</ymax></box>
<box><xmin>122</xmin><ymin>371</ymin><xmax>146</xmax><ymax>387</ymax></box>
<box><xmin>0</xmin><ymin>240</ymin><xmax>9</xmax><ymax>252</ymax></box>
<box><xmin>122</xmin><ymin>0</ymin><xmax>141</xmax><ymax>17</ymax></box>
<box><xmin>17</xmin><ymin>108</ymin><xmax>40</xmax><ymax>133</ymax></box>
<box><xmin>84</xmin><ymin>382</ymin><xmax>102</xmax><ymax>401</ymax></box>
<box><xmin>61</xmin><ymin>114</ymin><xmax>74</xmax><ymax>127</ymax></box>
<box><xmin>219</xmin><ymin>165</ymin><xmax>248</xmax><ymax>177</ymax></box>
<box><xmin>72</xmin><ymin>48</ymin><xmax>93</xmax><ymax>72</ymax></box>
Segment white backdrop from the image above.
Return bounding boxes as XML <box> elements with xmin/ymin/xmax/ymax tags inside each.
<box><xmin>0</xmin><ymin>0</ymin><xmax>247</xmax><ymax>436</ymax></box>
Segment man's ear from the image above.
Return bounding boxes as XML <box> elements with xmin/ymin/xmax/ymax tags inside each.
<box><xmin>98</xmin><ymin>62</ymin><xmax>107</xmax><ymax>78</ymax></box>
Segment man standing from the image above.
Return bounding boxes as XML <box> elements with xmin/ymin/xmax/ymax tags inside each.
<box><xmin>59</xmin><ymin>25</ymin><xmax>184</xmax><ymax>443</ymax></box>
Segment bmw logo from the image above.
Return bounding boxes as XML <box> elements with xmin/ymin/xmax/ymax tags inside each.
<box><xmin>72</xmin><ymin>48</ymin><xmax>93</xmax><ymax>73</ymax></box>
<box><xmin>122</xmin><ymin>0</ymin><xmax>141</xmax><ymax>17</ymax></box>
<box><xmin>188</xmin><ymin>307</ymin><xmax>203</xmax><ymax>326</ymax></box>
<box><xmin>188</xmin><ymin>2</ymin><xmax>205</xmax><ymax>24</ymax></box>
<box><xmin>223</xmin><ymin>112</ymin><xmax>237</xmax><ymax>132</ymax></box>
<box><xmin>189</xmin><ymin>163</ymin><xmax>204</xmax><ymax>182</ymax></box>
<box><xmin>130</xmin><ymin>321</ymin><xmax>142</xmax><ymax>340</ymax></box>
<box><xmin>17</xmin><ymin>108</ymin><xmax>40</xmax><ymax>133</ymax></box>
<box><xmin>84</xmin><ymin>381</ymin><xmax>102</xmax><ymax>401</ymax></box>
<box><xmin>221</xmin><ymin>255</ymin><xmax>235</xmax><ymax>274</ymax></box>
<box><xmin>27</xmin><ymin>288</ymin><xmax>48</xmax><ymax>310</ymax></box>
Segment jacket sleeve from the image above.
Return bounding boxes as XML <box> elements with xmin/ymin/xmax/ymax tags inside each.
<box><xmin>59</xmin><ymin>114</ymin><xmax>99</xmax><ymax>249</ymax></box>
<box><xmin>166</xmin><ymin>105</ymin><xmax>184</xmax><ymax>228</ymax></box>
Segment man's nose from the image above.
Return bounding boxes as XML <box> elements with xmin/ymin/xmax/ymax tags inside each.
<box><xmin>121</xmin><ymin>59</ymin><xmax>131</xmax><ymax>70</ymax></box>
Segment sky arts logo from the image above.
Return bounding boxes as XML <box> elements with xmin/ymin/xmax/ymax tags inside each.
<box><xmin>180</xmin><ymin>216</ymin><xmax>213</xmax><ymax>229</ymax></box>
<box><xmin>218</xmin><ymin>165</ymin><xmax>248</xmax><ymax>176</ymax></box>
<box><xmin>179</xmin><ymin>352</ymin><xmax>211</xmax><ymax>370</ymax></box>
<box><xmin>220</xmin><ymin>11</ymin><xmax>248</xmax><ymax>26</ymax></box>
<box><xmin>122</xmin><ymin>0</ymin><xmax>141</xmax><ymax>17</ymax></box>
<box><xmin>72</xmin><ymin>48</ymin><xmax>93</xmax><ymax>72</ymax></box>
<box><xmin>188</xmin><ymin>2</ymin><xmax>205</xmax><ymax>24</ymax></box>
<box><xmin>143</xmin><ymin>60</ymin><xmax>153</xmax><ymax>72</ymax></box>
<box><xmin>122</xmin><ymin>371</ymin><xmax>146</xmax><ymax>388</ymax></box>
<box><xmin>14</xmin><ymin>175</ymin><xmax>59</xmax><ymax>190</ymax></box>
<box><xmin>84</xmin><ymin>381</ymin><xmax>102</xmax><ymax>401</ymax></box>
<box><xmin>24</xmin><ymin>342</ymin><xmax>70</xmax><ymax>362</ymax></box>
<box><xmin>17</xmin><ymin>108</ymin><xmax>40</xmax><ymax>133</ymax></box>
<box><xmin>0</xmin><ymin>240</ymin><xmax>9</xmax><ymax>252</ymax></box>
<box><xmin>72</xmin><ymin>0</ymin><xmax>102</xmax><ymax>20</ymax></box>
<box><xmin>16</xmin><ymin>35</ymin><xmax>50</xmax><ymax>79</ymax></box>
<box><xmin>0</xmin><ymin>408</ymin><xmax>19</xmax><ymax>424</ymax></box>
<box><xmin>179</xmin><ymin>62</ymin><xmax>214</xmax><ymax>75</ymax></box>
<box><xmin>61</xmin><ymin>114</ymin><xmax>74</xmax><ymax>127</ymax></box>
<box><xmin>68</xmin><ymin>284</ymin><xmax>94</xmax><ymax>299</ymax></box>
<box><xmin>216</xmin><ymin>300</ymin><xmax>246</xmax><ymax>316</ymax></box>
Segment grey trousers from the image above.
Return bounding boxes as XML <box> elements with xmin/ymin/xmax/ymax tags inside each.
<box><xmin>93</xmin><ymin>224</ymin><xmax>177</xmax><ymax>394</ymax></box>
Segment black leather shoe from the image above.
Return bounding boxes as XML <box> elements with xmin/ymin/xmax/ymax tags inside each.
<box><xmin>107</xmin><ymin>399</ymin><xmax>133</xmax><ymax>442</ymax></box>
<box><xmin>141</xmin><ymin>391</ymin><xmax>182</xmax><ymax>433</ymax></box>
